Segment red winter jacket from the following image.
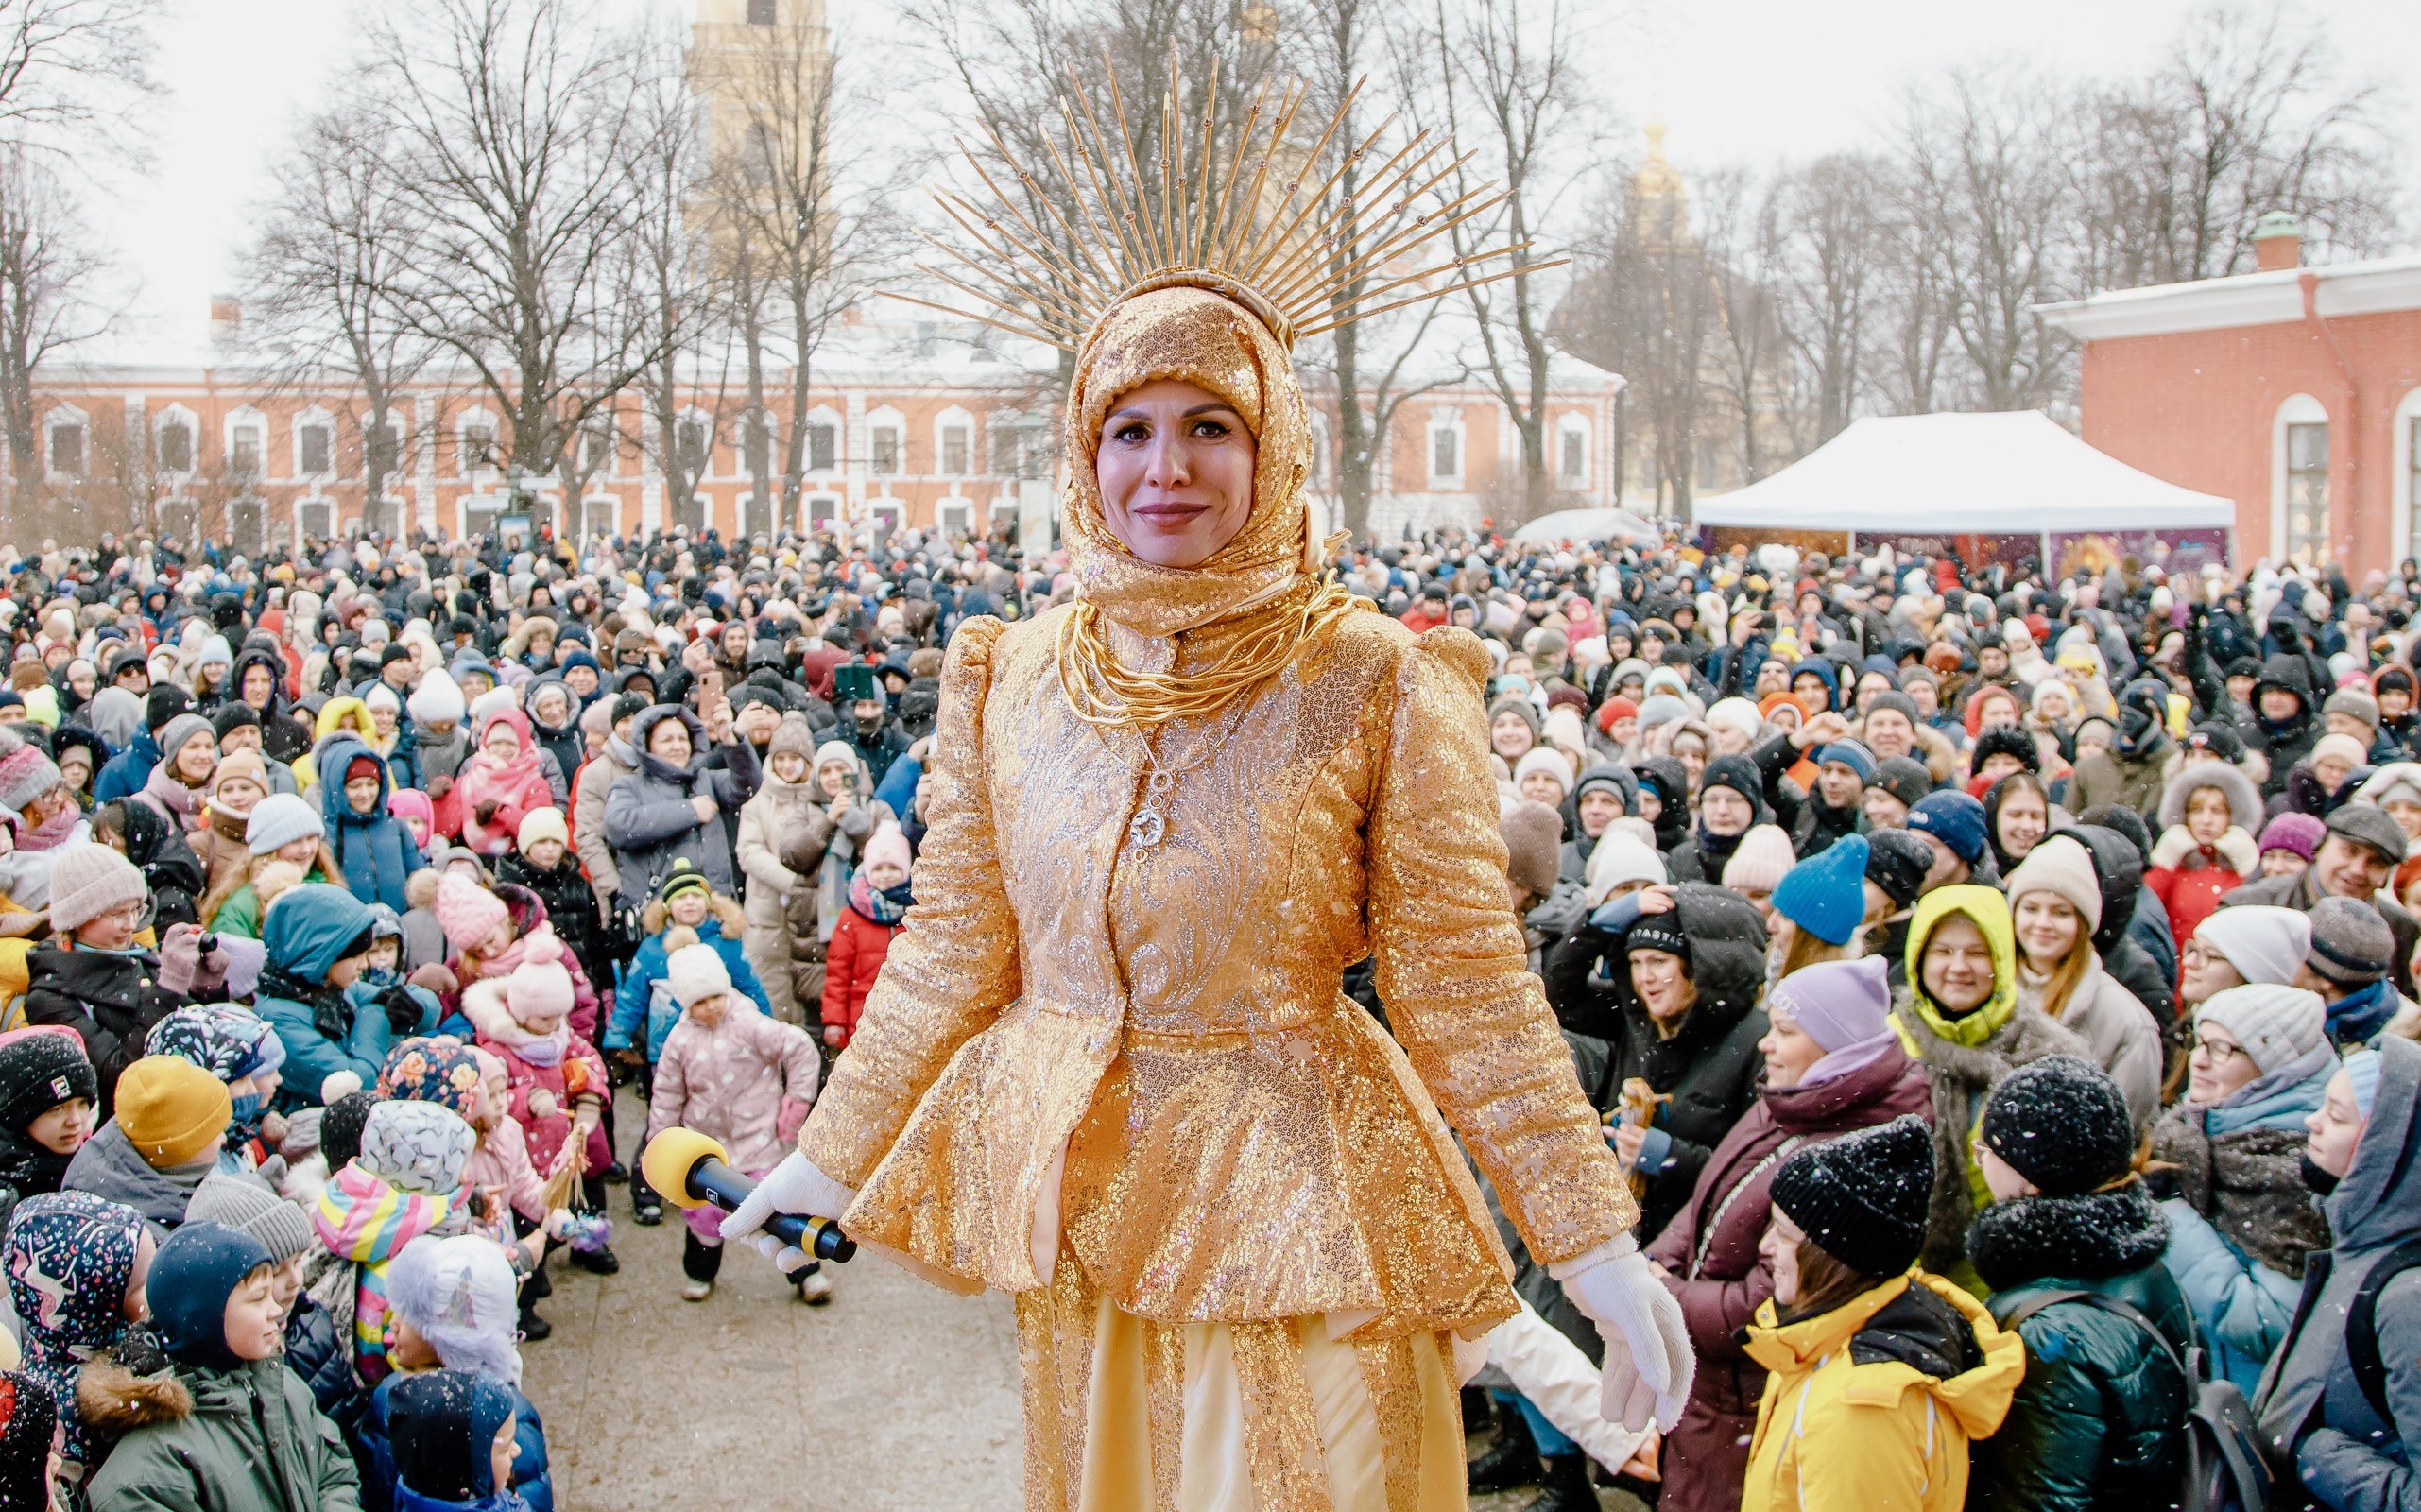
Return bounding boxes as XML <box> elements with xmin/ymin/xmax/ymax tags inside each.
<box><xmin>819</xmin><ymin>903</ymin><xmax>897</xmax><ymax>1046</ymax></box>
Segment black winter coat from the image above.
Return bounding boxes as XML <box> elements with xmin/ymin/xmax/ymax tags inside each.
<box><xmin>21</xmin><ymin>944</ymin><xmax>191</xmax><ymax>1117</ymax></box>
<box><xmin>1541</xmin><ymin>883</ymin><xmax>1770</xmax><ymax>1240</ymax></box>
<box><xmin>2236</xmin><ymin>653</ymin><xmax>2320</xmax><ymax>799</ymax></box>
<box><xmin>494</xmin><ymin>851</ymin><xmax>612</xmax><ymax>1002</ymax></box>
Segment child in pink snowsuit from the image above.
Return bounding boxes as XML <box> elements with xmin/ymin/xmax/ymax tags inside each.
<box><xmin>646</xmin><ymin>936</ymin><xmax>820</xmax><ymax>1303</ymax></box>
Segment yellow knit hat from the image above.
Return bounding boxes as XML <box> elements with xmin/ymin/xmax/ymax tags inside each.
<box><xmin>114</xmin><ymin>1056</ymin><xmax>232</xmax><ymax>1168</ymax></box>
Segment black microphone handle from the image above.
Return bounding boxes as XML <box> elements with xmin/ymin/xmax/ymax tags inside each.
<box><xmin>687</xmin><ymin>1154</ymin><xmax>857</xmax><ymax>1263</ymax></box>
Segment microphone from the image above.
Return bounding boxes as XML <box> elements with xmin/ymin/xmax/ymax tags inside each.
<box><xmin>640</xmin><ymin>1127</ymin><xmax>856</xmax><ymax>1263</ymax></box>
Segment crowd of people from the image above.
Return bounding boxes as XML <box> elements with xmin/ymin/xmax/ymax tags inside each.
<box><xmin>0</xmin><ymin>520</ymin><xmax>2410</xmax><ymax>1511</ymax></box>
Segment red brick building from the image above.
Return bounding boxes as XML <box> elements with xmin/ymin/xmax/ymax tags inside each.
<box><xmin>2039</xmin><ymin>218</ymin><xmax>2421</xmax><ymax>579</ymax></box>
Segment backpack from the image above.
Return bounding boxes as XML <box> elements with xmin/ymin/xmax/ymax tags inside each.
<box><xmin>2344</xmin><ymin>1236</ymin><xmax>2421</xmax><ymax>1432</ymax></box>
<box><xmin>2001</xmin><ymin>1288</ymin><xmax>2273</xmax><ymax>1512</ymax></box>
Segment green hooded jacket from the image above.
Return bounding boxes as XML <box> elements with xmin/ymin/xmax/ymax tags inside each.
<box><xmin>80</xmin><ymin>1351</ymin><xmax>362</xmax><ymax>1512</ymax></box>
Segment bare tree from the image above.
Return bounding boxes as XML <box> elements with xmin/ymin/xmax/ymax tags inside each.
<box><xmin>1418</xmin><ymin>0</ymin><xmax>1589</xmax><ymax>521</ymax></box>
<box><xmin>0</xmin><ymin>147</ymin><xmax>113</xmax><ymax>529</ymax></box>
<box><xmin>362</xmin><ymin>0</ymin><xmax>674</xmax><ymax>510</ymax></box>
<box><xmin>1895</xmin><ymin>70</ymin><xmax>2074</xmax><ymax>411</ymax></box>
<box><xmin>1696</xmin><ymin>166</ymin><xmax>1788</xmax><ymax>483</ymax></box>
<box><xmin>0</xmin><ymin>0</ymin><xmax>157</xmax><ymax>154</ymax></box>
<box><xmin>697</xmin><ymin>7</ymin><xmax>901</xmax><ymax>539</ymax></box>
<box><xmin>1774</xmin><ymin>153</ymin><xmax>1882</xmax><ymax>444</ymax></box>
<box><xmin>244</xmin><ymin>103</ymin><xmax>437</xmax><ymax>536</ymax></box>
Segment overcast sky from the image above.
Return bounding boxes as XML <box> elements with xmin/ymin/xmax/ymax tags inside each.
<box><xmin>88</xmin><ymin>0</ymin><xmax>2418</xmax><ymax>366</ymax></box>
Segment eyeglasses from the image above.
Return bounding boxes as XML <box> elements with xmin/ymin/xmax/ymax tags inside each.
<box><xmin>2190</xmin><ymin>1035</ymin><xmax>2247</xmax><ymax>1062</ymax></box>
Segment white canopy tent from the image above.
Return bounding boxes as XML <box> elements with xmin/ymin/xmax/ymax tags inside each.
<box><xmin>1508</xmin><ymin>507</ymin><xmax>1664</xmax><ymax>547</ymax></box>
<box><xmin>1691</xmin><ymin>411</ymin><xmax>2235</xmax><ymax>543</ymax></box>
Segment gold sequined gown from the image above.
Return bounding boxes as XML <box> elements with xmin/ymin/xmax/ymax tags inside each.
<box><xmin>794</xmin><ymin>287</ymin><xmax>1633</xmax><ymax>1512</ymax></box>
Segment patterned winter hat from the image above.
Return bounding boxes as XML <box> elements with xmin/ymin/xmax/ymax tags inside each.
<box><xmin>378</xmin><ymin>1037</ymin><xmax>485</xmax><ymax>1122</ymax></box>
<box><xmin>146</xmin><ymin>1005</ymin><xmax>283</xmax><ymax>1085</ymax></box>
<box><xmin>359</xmin><ymin>1099</ymin><xmax>477</xmax><ymax>1197</ymax></box>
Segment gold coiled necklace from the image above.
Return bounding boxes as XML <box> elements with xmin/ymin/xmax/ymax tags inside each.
<box><xmin>1056</xmin><ymin>576</ymin><xmax>1364</xmax><ymax>852</ymax></box>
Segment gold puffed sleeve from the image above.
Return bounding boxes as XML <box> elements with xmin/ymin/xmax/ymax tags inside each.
<box><xmin>798</xmin><ymin>616</ymin><xmax>1022</xmax><ymax>1188</ymax></box>
<box><xmin>1365</xmin><ymin>626</ymin><xmax>1637</xmax><ymax>1265</ymax></box>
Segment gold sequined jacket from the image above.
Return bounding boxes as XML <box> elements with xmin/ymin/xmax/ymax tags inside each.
<box><xmin>797</xmin><ymin>602</ymin><xmax>1634</xmax><ymax>1338</ymax></box>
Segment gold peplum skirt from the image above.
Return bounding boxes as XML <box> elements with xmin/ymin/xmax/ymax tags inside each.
<box><xmin>1016</xmin><ymin>1247</ymin><xmax>1470</xmax><ymax>1512</ymax></box>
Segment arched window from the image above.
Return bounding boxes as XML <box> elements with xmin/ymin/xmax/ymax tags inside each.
<box><xmin>2273</xmin><ymin>393</ymin><xmax>2330</xmax><ymax>567</ymax></box>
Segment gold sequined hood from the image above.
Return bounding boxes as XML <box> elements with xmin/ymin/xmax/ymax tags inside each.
<box><xmin>1061</xmin><ymin>285</ymin><xmax>1322</xmax><ymax>640</ymax></box>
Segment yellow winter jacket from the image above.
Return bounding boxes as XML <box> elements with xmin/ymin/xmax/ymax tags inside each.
<box><xmin>1741</xmin><ymin>1269</ymin><xmax>2025</xmax><ymax>1512</ymax></box>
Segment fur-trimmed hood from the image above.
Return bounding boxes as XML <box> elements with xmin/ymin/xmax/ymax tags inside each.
<box><xmin>77</xmin><ymin>1348</ymin><xmax>194</xmax><ymax>1435</ymax></box>
<box><xmin>2155</xmin><ymin>757</ymin><xmax>2264</xmax><ymax>833</ymax></box>
<box><xmin>1967</xmin><ymin>1180</ymin><xmax>2170</xmax><ymax>1292</ymax></box>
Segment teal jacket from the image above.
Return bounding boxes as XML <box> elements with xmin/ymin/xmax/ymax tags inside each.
<box><xmin>1968</xmin><ymin>1187</ymin><xmax>2195</xmax><ymax>1512</ymax></box>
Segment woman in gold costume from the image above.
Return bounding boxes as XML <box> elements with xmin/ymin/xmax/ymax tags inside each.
<box><xmin>723</xmin><ymin>64</ymin><xmax>1691</xmax><ymax>1512</ymax></box>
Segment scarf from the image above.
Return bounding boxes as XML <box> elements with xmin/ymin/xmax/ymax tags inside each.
<box><xmin>262</xmin><ymin>960</ymin><xmax>352</xmax><ymax>1044</ymax></box>
<box><xmin>510</xmin><ymin>1023</ymin><xmax>568</xmax><ymax>1068</ymax></box>
<box><xmin>2207</xmin><ymin>1037</ymin><xmax>2340</xmax><ymax>1137</ymax></box>
<box><xmin>2327</xmin><ymin>978</ymin><xmax>2398</xmax><ymax>1048</ymax></box>
<box><xmin>312</xmin><ymin>1160</ymin><xmax>452</xmax><ymax>1383</ymax></box>
<box><xmin>848</xmin><ymin>872</ymin><xmax>910</xmax><ymax>926</ymax></box>
<box><xmin>14</xmin><ymin>800</ymin><xmax>78</xmax><ymax>852</ymax></box>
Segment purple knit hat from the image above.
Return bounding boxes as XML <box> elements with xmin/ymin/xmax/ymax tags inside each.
<box><xmin>2258</xmin><ymin>811</ymin><xmax>2326</xmax><ymax>863</ymax></box>
<box><xmin>1768</xmin><ymin>955</ymin><xmax>1896</xmax><ymax>1085</ymax></box>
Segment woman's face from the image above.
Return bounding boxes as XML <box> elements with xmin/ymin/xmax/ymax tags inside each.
<box><xmin>2306</xmin><ymin>1067</ymin><xmax>2368</xmax><ymax>1178</ymax></box>
<box><xmin>1629</xmin><ymin>947</ymin><xmax>1694</xmax><ymax>1023</ymax></box>
<box><xmin>1760</xmin><ymin>1207</ymin><xmax>1805</xmax><ymax>1306</ymax></box>
<box><xmin>817</xmin><ymin>760</ymin><xmax>851</xmax><ymax>798</ymax></box>
<box><xmin>2178</xmin><ymin>934</ymin><xmax>2246</xmax><ymax>1005</ymax></box>
<box><xmin>1919</xmin><ymin>912</ymin><xmax>1997</xmax><ymax>1015</ymax></box>
<box><xmin>770</xmin><ymin>750</ymin><xmax>807</xmax><ymax>784</ymax></box>
<box><xmin>215</xmin><ymin>777</ymin><xmax>265</xmax><ymax>815</ymax></box>
<box><xmin>1671</xmin><ymin>733</ymin><xmax>1706</xmax><ymax>787</ymax></box>
<box><xmin>1995</xmin><ymin>786</ymin><xmax>2046</xmax><ymax>859</ymax></box>
<box><xmin>274</xmin><ymin>834</ymin><xmax>319</xmax><ymax>867</ymax></box>
<box><xmin>1094</xmin><ymin>378</ymin><xmax>1258</xmax><ymax>569</ymax></box>
<box><xmin>1518</xmin><ymin>770</ymin><xmax>1566</xmax><ymax>807</ymax></box>
<box><xmin>1759</xmin><ymin>1008</ymin><xmax>1828</xmax><ymax>1091</ymax></box>
<box><xmin>2033</xmin><ymin>687</ymin><xmax>2069</xmax><ymax>724</ymax></box>
<box><xmin>57</xmin><ymin>747</ymin><xmax>92</xmax><ymax>793</ymax></box>
<box><xmin>2262</xmin><ymin>847</ymin><xmax>2309</xmax><ymax>879</ymax></box>
<box><xmin>648</xmin><ymin>719</ymin><xmax>692</xmax><ymax>765</ymax></box>
<box><xmin>2187</xmin><ymin>1019</ymin><xmax>2263</xmax><ymax>1106</ymax></box>
<box><xmin>2187</xmin><ymin>785</ymin><xmax>2233</xmax><ymax>845</ymax></box>
<box><xmin>2314</xmin><ymin>752</ymin><xmax>2355</xmax><ymax>794</ymax></box>
<box><xmin>174</xmin><ymin>730</ymin><xmax>216</xmax><ymax>783</ymax></box>
<box><xmin>483</xmin><ymin>723</ymin><xmax>522</xmax><ymax>763</ymax></box>
<box><xmin>2012</xmin><ymin>890</ymin><xmax>2080</xmax><ymax>971</ymax></box>
<box><xmin>1490</xmin><ymin>712</ymin><xmax>1534</xmax><ymax>762</ymax></box>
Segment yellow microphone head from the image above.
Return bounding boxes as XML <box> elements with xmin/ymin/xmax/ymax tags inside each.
<box><xmin>640</xmin><ymin>1127</ymin><xmax>730</xmax><ymax>1210</ymax></box>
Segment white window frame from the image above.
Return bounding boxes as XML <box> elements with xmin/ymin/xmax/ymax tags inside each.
<box><xmin>154</xmin><ymin>404</ymin><xmax>199</xmax><ymax>478</ymax></box>
<box><xmin>935</xmin><ymin>496</ymin><xmax>974</xmax><ymax>537</ymax></box>
<box><xmin>867</xmin><ymin>405</ymin><xmax>906</xmax><ymax>477</ymax></box>
<box><xmin>805</xmin><ymin>493</ymin><xmax>841</xmax><ymax>531</ymax></box>
<box><xmin>2271</xmin><ymin>392</ymin><xmax>2330</xmax><ymax>566</ymax></box>
<box><xmin>868</xmin><ymin>495</ymin><xmax>903</xmax><ymax>541</ymax></box>
<box><xmin>43</xmin><ymin>403</ymin><xmax>88</xmax><ymax>481</ymax></box>
<box><xmin>1556</xmin><ymin>413</ymin><xmax>1591</xmax><ymax>488</ymax></box>
<box><xmin>2395</xmin><ymin>387</ymin><xmax>2421</xmax><ymax>568</ymax></box>
<box><xmin>934</xmin><ymin>406</ymin><xmax>973</xmax><ymax>478</ymax></box>
<box><xmin>224</xmin><ymin>405</ymin><xmax>267</xmax><ymax>483</ymax></box>
<box><xmin>803</xmin><ymin>406</ymin><xmax>842</xmax><ymax>474</ymax></box>
<box><xmin>293</xmin><ymin>405</ymin><xmax>337</xmax><ymax>481</ymax></box>
<box><xmin>361</xmin><ymin>408</ymin><xmax>406</xmax><ymax>483</ymax></box>
<box><xmin>578</xmin><ymin>494</ymin><xmax>619</xmax><ymax>541</ymax></box>
<box><xmin>455</xmin><ymin>407</ymin><xmax>499</xmax><ymax>479</ymax></box>
<box><xmin>1427</xmin><ymin>408</ymin><xmax>1466</xmax><ymax>487</ymax></box>
<box><xmin>296</xmin><ymin>495</ymin><xmax>335</xmax><ymax>541</ymax></box>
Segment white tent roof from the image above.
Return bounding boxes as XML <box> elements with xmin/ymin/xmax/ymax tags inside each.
<box><xmin>1510</xmin><ymin>507</ymin><xmax>1663</xmax><ymax>546</ymax></box>
<box><xmin>1691</xmin><ymin>411</ymin><xmax>2235</xmax><ymax>534</ymax></box>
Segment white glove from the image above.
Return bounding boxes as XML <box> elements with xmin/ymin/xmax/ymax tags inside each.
<box><xmin>718</xmin><ymin>1150</ymin><xmax>856</xmax><ymax>1276</ymax></box>
<box><xmin>1552</xmin><ymin>1234</ymin><xmax>1693</xmax><ymax>1433</ymax></box>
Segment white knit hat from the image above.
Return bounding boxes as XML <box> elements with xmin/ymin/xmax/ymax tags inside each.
<box><xmin>2195</xmin><ymin>984</ymin><xmax>2328</xmax><ymax>1075</ymax></box>
<box><xmin>2001</xmin><ymin>833</ymin><xmax>2103</xmax><ymax>931</ymax></box>
<box><xmin>1512</xmin><ymin>747</ymin><xmax>1575</xmax><ymax>797</ymax></box>
<box><xmin>2193</xmin><ymin>905</ymin><xmax>2314</xmax><ymax>987</ymax></box>
<box><xmin>1584</xmin><ymin>833</ymin><xmax>1667</xmax><ymax>910</ymax></box>
<box><xmin>406</xmin><ymin>667</ymin><xmax>466</xmax><ymax>726</ymax></box>
<box><xmin>666</xmin><ymin>942</ymin><xmax>733</xmax><ymax>1009</ymax></box>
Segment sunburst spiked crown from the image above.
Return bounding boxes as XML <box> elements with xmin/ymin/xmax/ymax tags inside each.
<box><xmin>894</xmin><ymin>52</ymin><xmax>1546</xmax><ymax>352</ymax></box>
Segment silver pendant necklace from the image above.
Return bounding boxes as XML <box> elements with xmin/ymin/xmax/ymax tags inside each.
<box><xmin>1121</xmin><ymin>702</ymin><xmax>1245</xmax><ymax>858</ymax></box>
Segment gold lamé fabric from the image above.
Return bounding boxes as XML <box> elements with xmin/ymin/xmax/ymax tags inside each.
<box><xmin>1016</xmin><ymin>1243</ymin><xmax>1468</xmax><ymax>1512</ymax></box>
<box><xmin>796</xmin><ymin>601</ymin><xmax>1636</xmax><ymax>1335</ymax></box>
<box><xmin>1059</xmin><ymin>286</ymin><xmax>1322</xmax><ymax>639</ymax></box>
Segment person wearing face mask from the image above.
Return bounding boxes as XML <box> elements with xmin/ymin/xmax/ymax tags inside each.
<box><xmin>82</xmin><ymin>1221</ymin><xmax>364</xmax><ymax>1512</ymax></box>
<box><xmin>1890</xmin><ymin>885</ymin><xmax>2090</xmax><ymax>1294</ymax></box>
<box><xmin>144</xmin><ymin>1005</ymin><xmax>287</xmax><ymax>1174</ymax></box>
<box><xmin>1642</xmin><ymin>957</ymin><xmax>1932</xmax><ymax>1512</ymax></box>
<box><xmin>833</xmin><ymin>662</ymin><xmax>908</xmax><ymax>791</ymax></box>
<box><xmin>2253</xmin><ymin>1039</ymin><xmax>2421</xmax><ymax>1503</ymax></box>
<box><xmin>2149</xmin><ymin>984</ymin><xmax>2338</xmax><ymax>1394</ymax></box>
<box><xmin>1665</xmin><ymin>754</ymin><xmax>1767</xmax><ymax>885</ymax></box>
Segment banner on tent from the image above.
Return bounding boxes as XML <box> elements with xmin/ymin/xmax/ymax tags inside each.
<box><xmin>2050</xmin><ymin>528</ymin><xmax>2230</xmax><ymax>579</ymax></box>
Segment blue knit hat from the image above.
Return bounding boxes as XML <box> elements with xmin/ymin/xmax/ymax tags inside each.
<box><xmin>1814</xmin><ymin>739</ymin><xmax>1877</xmax><ymax>783</ymax></box>
<box><xmin>1907</xmin><ymin>790</ymin><xmax>1988</xmax><ymax>866</ymax></box>
<box><xmin>2344</xmin><ymin>1047</ymin><xmax>2383</xmax><ymax>1119</ymax></box>
<box><xmin>149</xmin><ymin>1222</ymin><xmax>273</xmax><ymax>1371</ymax></box>
<box><xmin>1773</xmin><ymin>834</ymin><xmax>1871</xmax><ymax>945</ymax></box>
